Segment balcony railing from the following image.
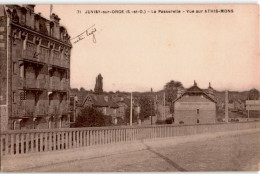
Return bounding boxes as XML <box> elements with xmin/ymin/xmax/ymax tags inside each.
<box><xmin>16</xmin><ymin>102</ymin><xmax>48</xmax><ymax>118</ymax></box>
<box><xmin>48</xmin><ymin>103</ymin><xmax>68</xmax><ymax>116</ymax></box>
<box><xmin>20</xmin><ymin>78</ymin><xmax>47</xmax><ymax>90</ymax></box>
<box><xmin>50</xmin><ymin>79</ymin><xmax>68</xmax><ymax>91</ymax></box>
<box><xmin>22</xmin><ymin>49</ymin><xmax>46</xmax><ymax>64</ymax></box>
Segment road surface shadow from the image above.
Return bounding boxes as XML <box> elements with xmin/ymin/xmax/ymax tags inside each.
<box><xmin>142</xmin><ymin>141</ymin><xmax>188</xmax><ymax>172</ymax></box>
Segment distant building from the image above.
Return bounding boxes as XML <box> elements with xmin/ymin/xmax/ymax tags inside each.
<box><xmin>82</xmin><ymin>94</ymin><xmax>119</xmax><ymax>124</ymax></box>
<box><xmin>0</xmin><ymin>5</ymin><xmax>72</xmax><ymax>130</ymax></box>
<box><xmin>173</xmin><ymin>81</ymin><xmax>217</xmax><ymax>125</ymax></box>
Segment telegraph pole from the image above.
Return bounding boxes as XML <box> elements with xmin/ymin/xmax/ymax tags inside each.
<box><xmin>151</xmin><ymin>88</ymin><xmax>153</xmax><ymax>125</ymax></box>
<box><xmin>163</xmin><ymin>91</ymin><xmax>166</xmax><ymax>120</ymax></box>
<box><xmin>130</xmin><ymin>91</ymin><xmax>133</xmax><ymax>126</ymax></box>
<box><xmin>225</xmin><ymin>90</ymin><xmax>229</xmax><ymax>122</ymax></box>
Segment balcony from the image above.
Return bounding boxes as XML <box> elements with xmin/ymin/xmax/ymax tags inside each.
<box><xmin>19</xmin><ymin>78</ymin><xmax>47</xmax><ymax>90</ymax></box>
<box><xmin>60</xmin><ymin>79</ymin><xmax>69</xmax><ymax>91</ymax></box>
<box><xmin>61</xmin><ymin>59</ymin><xmax>70</xmax><ymax>68</ymax></box>
<box><xmin>48</xmin><ymin>103</ymin><xmax>69</xmax><ymax>116</ymax></box>
<box><xmin>22</xmin><ymin>47</ymin><xmax>46</xmax><ymax>64</ymax></box>
<box><xmin>50</xmin><ymin>79</ymin><xmax>68</xmax><ymax>91</ymax></box>
<box><xmin>14</xmin><ymin>101</ymin><xmax>48</xmax><ymax>118</ymax></box>
<box><xmin>49</xmin><ymin>51</ymin><xmax>69</xmax><ymax>69</ymax></box>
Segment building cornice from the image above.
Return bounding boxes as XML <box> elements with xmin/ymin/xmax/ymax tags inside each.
<box><xmin>11</xmin><ymin>22</ymin><xmax>72</xmax><ymax>48</ymax></box>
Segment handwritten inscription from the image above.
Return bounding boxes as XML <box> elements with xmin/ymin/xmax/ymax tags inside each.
<box><xmin>71</xmin><ymin>24</ymin><xmax>97</xmax><ymax>44</ymax></box>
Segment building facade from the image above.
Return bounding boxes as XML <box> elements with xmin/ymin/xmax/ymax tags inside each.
<box><xmin>173</xmin><ymin>81</ymin><xmax>217</xmax><ymax>125</ymax></box>
<box><xmin>0</xmin><ymin>5</ymin><xmax>72</xmax><ymax>130</ymax></box>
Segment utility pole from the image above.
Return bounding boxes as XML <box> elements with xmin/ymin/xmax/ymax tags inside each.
<box><xmin>163</xmin><ymin>91</ymin><xmax>166</xmax><ymax>120</ymax></box>
<box><xmin>73</xmin><ymin>96</ymin><xmax>76</xmax><ymax>122</ymax></box>
<box><xmin>151</xmin><ymin>88</ymin><xmax>153</xmax><ymax>125</ymax></box>
<box><xmin>225</xmin><ymin>90</ymin><xmax>229</xmax><ymax>123</ymax></box>
<box><xmin>130</xmin><ymin>91</ymin><xmax>133</xmax><ymax>126</ymax></box>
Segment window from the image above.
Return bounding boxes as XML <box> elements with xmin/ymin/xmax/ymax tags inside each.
<box><xmin>20</xmin><ymin>8</ymin><xmax>27</xmax><ymax>25</ymax></box>
<box><xmin>12</xmin><ymin>62</ymin><xmax>16</xmax><ymax>74</ymax></box>
<box><xmin>49</xmin><ymin>94</ymin><xmax>53</xmax><ymax>105</ymax></box>
<box><xmin>12</xmin><ymin>121</ymin><xmax>16</xmax><ymax>130</ymax></box>
<box><xmin>197</xmin><ymin>119</ymin><xmax>200</xmax><ymax>123</ymax></box>
<box><xmin>48</xmin><ymin>119</ymin><xmax>51</xmax><ymax>129</ymax></box>
<box><xmin>19</xmin><ymin>65</ymin><xmax>24</xmax><ymax>78</ymax></box>
<box><xmin>12</xmin><ymin>92</ymin><xmax>15</xmax><ymax>103</ymax></box>
<box><xmin>197</xmin><ymin>109</ymin><xmax>200</xmax><ymax>114</ymax></box>
<box><xmin>35</xmin><ymin>94</ymin><xmax>40</xmax><ymax>106</ymax></box>
<box><xmin>40</xmin><ymin>47</ymin><xmax>49</xmax><ymax>61</ymax></box>
<box><xmin>50</xmin><ymin>22</ymin><xmax>54</xmax><ymax>37</ymax></box>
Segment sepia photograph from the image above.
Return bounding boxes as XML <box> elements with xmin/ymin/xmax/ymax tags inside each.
<box><xmin>0</xmin><ymin>3</ymin><xmax>260</xmax><ymax>172</ymax></box>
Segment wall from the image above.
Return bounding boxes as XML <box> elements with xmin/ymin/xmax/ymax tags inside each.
<box><xmin>174</xmin><ymin>95</ymin><xmax>216</xmax><ymax>125</ymax></box>
<box><xmin>0</xmin><ymin>6</ymin><xmax>8</xmax><ymax>131</ymax></box>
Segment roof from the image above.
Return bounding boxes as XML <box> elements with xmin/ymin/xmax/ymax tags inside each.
<box><xmin>118</xmin><ymin>98</ymin><xmax>139</xmax><ymax>107</ymax></box>
<box><xmin>82</xmin><ymin>94</ymin><xmax>119</xmax><ymax>108</ymax></box>
<box><xmin>173</xmin><ymin>84</ymin><xmax>217</xmax><ymax>103</ymax></box>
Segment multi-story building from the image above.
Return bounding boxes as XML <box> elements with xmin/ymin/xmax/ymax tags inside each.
<box><xmin>0</xmin><ymin>5</ymin><xmax>72</xmax><ymax>130</ymax></box>
<box><xmin>173</xmin><ymin>81</ymin><xmax>217</xmax><ymax>125</ymax></box>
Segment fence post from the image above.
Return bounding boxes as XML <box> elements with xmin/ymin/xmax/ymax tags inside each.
<box><xmin>69</xmin><ymin>131</ymin><xmax>72</xmax><ymax>149</ymax></box>
<box><xmin>26</xmin><ymin>133</ymin><xmax>29</xmax><ymax>153</ymax></box>
<box><xmin>15</xmin><ymin>134</ymin><xmax>19</xmax><ymax>155</ymax></box>
<box><xmin>20</xmin><ymin>133</ymin><xmax>24</xmax><ymax>154</ymax></box>
<box><xmin>40</xmin><ymin>133</ymin><xmax>43</xmax><ymax>152</ymax></box>
<box><xmin>10</xmin><ymin>134</ymin><xmax>14</xmax><ymax>155</ymax></box>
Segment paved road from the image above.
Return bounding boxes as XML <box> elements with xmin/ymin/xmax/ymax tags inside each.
<box><xmin>23</xmin><ymin>130</ymin><xmax>260</xmax><ymax>172</ymax></box>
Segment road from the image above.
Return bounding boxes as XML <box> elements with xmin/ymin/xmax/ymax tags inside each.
<box><xmin>22</xmin><ymin>130</ymin><xmax>260</xmax><ymax>172</ymax></box>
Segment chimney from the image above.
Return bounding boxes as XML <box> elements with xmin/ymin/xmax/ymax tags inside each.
<box><xmin>50</xmin><ymin>13</ymin><xmax>60</xmax><ymax>24</ymax></box>
<box><xmin>208</xmin><ymin>82</ymin><xmax>214</xmax><ymax>97</ymax></box>
<box><xmin>194</xmin><ymin>80</ymin><xmax>197</xmax><ymax>86</ymax></box>
<box><xmin>25</xmin><ymin>5</ymin><xmax>35</xmax><ymax>12</ymax></box>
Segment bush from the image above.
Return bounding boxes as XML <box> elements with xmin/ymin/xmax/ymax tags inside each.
<box><xmin>75</xmin><ymin>107</ymin><xmax>110</xmax><ymax>127</ymax></box>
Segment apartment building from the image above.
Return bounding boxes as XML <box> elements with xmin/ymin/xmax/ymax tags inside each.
<box><xmin>0</xmin><ymin>5</ymin><xmax>72</xmax><ymax>130</ymax></box>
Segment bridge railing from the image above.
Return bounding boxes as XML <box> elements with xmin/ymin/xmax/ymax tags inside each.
<box><xmin>1</xmin><ymin>121</ymin><xmax>260</xmax><ymax>156</ymax></box>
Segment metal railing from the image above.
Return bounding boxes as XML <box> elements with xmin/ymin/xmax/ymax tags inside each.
<box><xmin>1</xmin><ymin>121</ymin><xmax>259</xmax><ymax>156</ymax></box>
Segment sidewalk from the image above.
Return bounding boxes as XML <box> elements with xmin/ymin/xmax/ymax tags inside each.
<box><xmin>1</xmin><ymin>128</ymin><xmax>260</xmax><ymax>172</ymax></box>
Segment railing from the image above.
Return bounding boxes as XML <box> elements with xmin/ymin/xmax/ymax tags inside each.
<box><xmin>20</xmin><ymin>78</ymin><xmax>47</xmax><ymax>89</ymax></box>
<box><xmin>1</xmin><ymin>121</ymin><xmax>260</xmax><ymax>156</ymax></box>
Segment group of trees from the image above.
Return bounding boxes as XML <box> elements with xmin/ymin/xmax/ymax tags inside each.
<box><xmin>248</xmin><ymin>88</ymin><xmax>259</xmax><ymax>100</ymax></box>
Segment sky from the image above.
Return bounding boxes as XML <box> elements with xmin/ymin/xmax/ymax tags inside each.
<box><xmin>35</xmin><ymin>4</ymin><xmax>260</xmax><ymax>92</ymax></box>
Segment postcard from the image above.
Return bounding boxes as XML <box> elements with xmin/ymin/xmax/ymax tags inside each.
<box><xmin>0</xmin><ymin>4</ymin><xmax>259</xmax><ymax>172</ymax></box>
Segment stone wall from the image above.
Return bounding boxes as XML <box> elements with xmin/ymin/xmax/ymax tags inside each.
<box><xmin>0</xmin><ymin>6</ymin><xmax>8</xmax><ymax>131</ymax></box>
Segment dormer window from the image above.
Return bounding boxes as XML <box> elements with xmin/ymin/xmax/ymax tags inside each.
<box><xmin>104</xmin><ymin>96</ymin><xmax>109</xmax><ymax>102</ymax></box>
<box><xmin>60</xmin><ymin>27</ymin><xmax>65</xmax><ymax>41</ymax></box>
<box><xmin>50</xmin><ymin>22</ymin><xmax>54</xmax><ymax>37</ymax></box>
<box><xmin>34</xmin><ymin>14</ymin><xmax>40</xmax><ymax>31</ymax></box>
<box><xmin>21</xmin><ymin>7</ymin><xmax>27</xmax><ymax>25</ymax></box>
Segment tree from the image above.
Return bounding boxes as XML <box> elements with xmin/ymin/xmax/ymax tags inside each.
<box><xmin>139</xmin><ymin>96</ymin><xmax>155</xmax><ymax>120</ymax></box>
<box><xmin>248</xmin><ymin>88</ymin><xmax>259</xmax><ymax>100</ymax></box>
<box><xmin>164</xmin><ymin>80</ymin><xmax>184</xmax><ymax>102</ymax></box>
<box><xmin>125</xmin><ymin>107</ymin><xmax>137</xmax><ymax>124</ymax></box>
<box><xmin>75</xmin><ymin>107</ymin><xmax>108</xmax><ymax>127</ymax></box>
<box><xmin>80</xmin><ymin>87</ymin><xmax>86</xmax><ymax>92</ymax></box>
<box><xmin>164</xmin><ymin>80</ymin><xmax>184</xmax><ymax>114</ymax></box>
<box><xmin>94</xmin><ymin>74</ymin><xmax>103</xmax><ymax>94</ymax></box>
